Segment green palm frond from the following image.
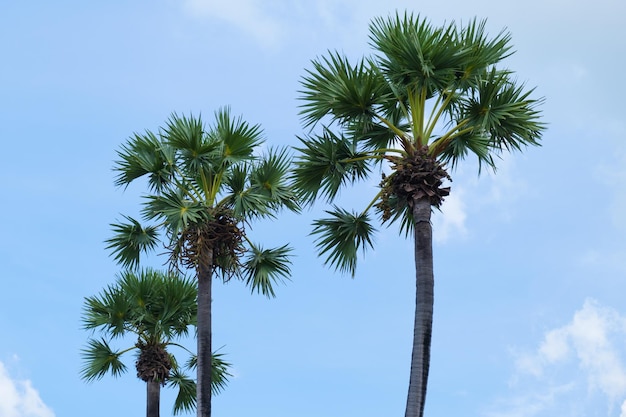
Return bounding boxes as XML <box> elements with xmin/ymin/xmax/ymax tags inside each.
<box><xmin>311</xmin><ymin>207</ymin><xmax>375</xmax><ymax>276</ymax></box>
<box><xmin>142</xmin><ymin>190</ymin><xmax>209</xmax><ymax>235</ymax></box>
<box><xmin>82</xmin><ymin>283</ymin><xmax>133</xmax><ymax>337</ymax></box>
<box><xmin>185</xmin><ymin>352</ymin><xmax>232</xmax><ymax>394</ymax></box>
<box><xmin>163</xmin><ymin>113</ymin><xmax>222</xmax><ymax>189</ymax></box>
<box><xmin>435</xmin><ymin>129</ymin><xmax>492</xmax><ymax>171</ymax></box>
<box><xmin>157</xmin><ymin>274</ymin><xmax>198</xmax><ymax>338</ymax></box>
<box><xmin>243</xmin><ymin>243</ymin><xmax>292</xmax><ymax>298</ymax></box>
<box><xmin>114</xmin><ymin>131</ymin><xmax>176</xmax><ymax>192</ymax></box>
<box><xmin>293</xmin><ymin>129</ymin><xmax>373</xmax><ymax>203</ymax></box>
<box><xmin>106</xmin><ymin>216</ymin><xmax>160</xmax><ymax>270</ymax></box>
<box><xmin>369</xmin><ymin>13</ymin><xmax>460</xmax><ymax>96</ymax></box>
<box><xmin>211</xmin><ymin>106</ymin><xmax>264</xmax><ymax>166</ymax></box>
<box><xmin>480</xmin><ymin>71</ymin><xmax>545</xmax><ymax>151</ymax></box>
<box><xmin>169</xmin><ymin>368</ymin><xmax>197</xmax><ymax>415</ymax></box>
<box><xmin>453</xmin><ymin>18</ymin><xmax>513</xmax><ymax>87</ymax></box>
<box><xmin>80</xmin><ymin>339</ymin><xmax>128</xmax><ymax>382</ymax></box>
<box><xmin>299</xmin><ymin>51</ymin><xmax>390</xmax><ymax>128</ymax></box>
<box><xmin>248</xmin><ymin>148</ymin><xmax>301</xmax><ymax>214</ymax></box>
<box><xmin>163</xmin><ymin>113</ymin><xmax>206</xmax><ymax>151</ymax></box>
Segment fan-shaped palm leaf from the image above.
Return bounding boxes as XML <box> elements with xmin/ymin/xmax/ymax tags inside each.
<box><xmin>105</xmin><ymin>216</ymin><xmax>160</xmax><ymax>270</ymax></box>
<box><xmin>243</xmin><ymin>243</ymin><xmax>292</xmax><ymax>298</ymax></box>
<box><xmin>80</xmin><ymin>339</ymin><xmax>129</xmax><ymax>382</ymax></box>
<box><xmin>311</xmin><ymin>207</ymin><xmax>375</xmax><ymax>276</ymax></box>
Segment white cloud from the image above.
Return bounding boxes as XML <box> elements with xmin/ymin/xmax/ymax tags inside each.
<box><xmin>489</xmin><ymin>299</ymin><xmax>626</xmax><ymax>416</ymax></box>
<box><xmin>433</xmin><ymin>186</ymin><xmax>467</xmax><ymax>244</ymax></box>
<box><xmin>183</xmin><ymin>0</ymin><xmax>283</xmax><ymax>47</ymax></box>
<box><xmin>0</xmin><ymin>362</ymin><xmax>54</xmax><ymax>417</ymax></box>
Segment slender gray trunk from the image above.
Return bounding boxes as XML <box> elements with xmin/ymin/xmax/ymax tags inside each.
<box><xmin>405</xmin><ymin>197</ymin><xmax>434</xmax><ymax>417</ymax></box>
<box><xmin>146</xmin><ymin>380</ymin><xmax>160</xmax><ymax>417</ymax></box>
<box><xmin>197</xmin><ymin>251</ymin><xmax>213</xmax><ymax>417</ymax></box>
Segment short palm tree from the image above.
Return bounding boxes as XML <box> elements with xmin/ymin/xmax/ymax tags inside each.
<box><xmin>81</xmin><ymin>268</ymin><xmax>231</xmax><ymax>417</ymax></box>
<box><xmin>293</xmin><ymin>13</ymin><xmax>545</xmax><ymax>417</ymax></box>
<box><xmin>106</xmin><ymin>108</ymin><xmax>299</xmax><ymax>417</ymax></box>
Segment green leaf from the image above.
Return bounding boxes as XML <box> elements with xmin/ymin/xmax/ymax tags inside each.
<box><xmin>369</xmin><ymin>12</ymin><xmax>460</xmax><ymax>96</ymax></box>
<box><xmin>185</xmin><ymin>352</ymin><xmax>232</xmax><ymax>394</ymax></box>
<box><xmin>243</xmin><ymin>243</ymin><xmax>292</xmax><ymax>298</ymax></box>
<box><xmin>293</xmin><ymin>129</ymin><xmax>372</xmax><ymax>203</ymax></box>
<box><xmin>142</xmin><ymin>190</ymin><xmax>209</xmax><ymax>235</ymax></box>
<box><xmin>311</xmin><ymin>207</ymin><xmax>375</xmax><ymax>276</ymax></box>
<box><xmin>210</xmin><ymin>106</ymin><xmax>264</xmax><ymax>166</ymax></box>
<box><xmin>248</xmin><ymin>147</ymin><xmax>301</xmax><ymax>214</ymax></box>
<box><xmin>169</xmin><ymin>368</ymin><xmax>197</xmax><ymax>415</ymax></box>
<box><xmin>80</xmin><ymin>339</ymin><xmax>128</xmax><ymax>382</ymax></box>
<box><xmin>114</xmin><ymin>131</ymin><xmax>176</xmax><ymax>192</ymax></box>
<box><xmin>105</xmin><ymin>216</ymin><xmax>160</xmax><ymax>270</ymax></box>
<box><xmin>299</xmin><ymin>51</ymin><xmax>390</xmax><ymax>128</ymax></box>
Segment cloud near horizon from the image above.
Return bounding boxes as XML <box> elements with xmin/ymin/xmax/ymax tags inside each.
<box><xmin>487</xmin><ymin>299</ymin><xmax>626</xmax><ymax>417</ymax></box>
<box><xmin>0</xmin><ymin>361</ymin><xmax>54</xmax><ymax>417</ymax></box>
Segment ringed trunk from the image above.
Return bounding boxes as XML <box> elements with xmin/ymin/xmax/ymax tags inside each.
<box><xmin>405</xmin><ymin>197</ymin><xmax>434</xmax><ymax>417</ymax></box>
<box><xmin>146</xmin><ymin>380</ymin><xmax>161</xmax><ymax>417</ymax></box>
<box><xmin>197</xmin><ymin>251</ymin><xmax>213</xmax><ymax>417</ymax></box>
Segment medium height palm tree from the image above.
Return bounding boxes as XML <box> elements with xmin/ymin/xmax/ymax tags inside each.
<box><xmin>81</xmin><ymin>268</ymin><xmax>231</xmax><ymax>417</ymax></box>
<box><xmin>293</xmin><ymin>13</ymin><xmax>544</xmax><ymax>417</ymax></box>
<box><xmin>106</xmin><ymin>108</ymin><xmax>299</xmax><ymax>417</ymax></box>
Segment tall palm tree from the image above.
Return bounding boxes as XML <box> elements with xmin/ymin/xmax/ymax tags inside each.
<box><xmin>106</xmin><ymin>109</ymin><xmax>299</xmax><ymax>417</ymax></box>
<box><xmin>81</xmin><ymin>268</ymin><xmax>232</xmax><ymax>417</ymax></box>
<box><xmin>293</xmin><ymin>13</ymin><xmax>545</xmax><ymax>417</ymax></box>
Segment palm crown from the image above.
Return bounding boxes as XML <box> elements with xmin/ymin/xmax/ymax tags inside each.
<box><xmin>294</xmin><ymin>13</ymin><xmax>544</xmax><ymax>274</ymax></box>
<box><xmin>107</xmin><ymin>108</ymin><xmax>299</xmax><ymax>295</ymax></box>
<box><xmin>105</xmin><ymin>108</ymin><xmax>299</xmax><ymax>417</ymax></box>
<box><xmin>81</xmin><ymin>268</ymin><xmax>231</xmax><ymax>415</ymax></box>
<box><xmin>293</xmin><ymin>12</ymin><xmax>545</xmax><ymax>417</ymax></box>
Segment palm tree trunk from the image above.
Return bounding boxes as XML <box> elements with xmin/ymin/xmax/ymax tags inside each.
<box><xmin>405</xmin><ymin>197</ymin><xmax>434</xmax><ymax>417</ymax></box>
<box><xmin>197</xmin><ymin>251</ymin><xmax>213</xmax><ymax>417</ymax></box>
<box><xmin>146</xmin><ymin>380</ymin><xmax>161</xmax><ymax>417</ymax></box>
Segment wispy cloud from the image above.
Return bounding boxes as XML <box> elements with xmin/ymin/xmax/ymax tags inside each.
<box><xmin>487</xmin><ymin>299</ymin><xmax>626</xmax><ymax>417</ymax></box>
<box><xmin>182</xmin><ymin>0</ymin><xmax>284</xmax><ymax>47</ymax></box>
<box><xmin>0</xmin><ymin>361</ymin><xmax>54</xmax><ymax>417</ymax></box>
<box><xmin>433</xmin><ymin>186</ymin><xmax>467</xmax><ymax>244</ymax></box>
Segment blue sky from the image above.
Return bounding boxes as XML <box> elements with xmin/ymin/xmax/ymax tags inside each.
<box><xmin>1</xmin><ymin>1</ymin><xmax>625</xmax><ymax>416</ymax></box>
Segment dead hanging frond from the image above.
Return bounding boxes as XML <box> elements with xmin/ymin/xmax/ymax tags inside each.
<box><xmin>377</xmin><ymin>146</ymin><xmax>452</xmax><ymax>220</ymax></box>
<box><xmin>135</xmin><ymin>341</ymin><xmax>172</xmax><ymax>385</ymax></box>
<box><xmin>168</xmin><ymin>207</ymin><xmax>245</xmax><ymax>280</ymax></box>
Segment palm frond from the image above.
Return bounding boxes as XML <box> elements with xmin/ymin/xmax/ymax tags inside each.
<box><xmin>142</xmin><ymin>190</ymin><xmax>210</xmax><ymax>235</ymax></box>
<box><xmin>293</xmin><ymin>129</ymin><xmax>372</xmax><ymax>203</ymax></box>
<box><xmin>299</xmin><ymin>51</ymin><xmax>390</xmax><ymax>128</ymax></box>
<box><xmin>243</xmin><ymin>243</ymin><xmax>292</xmax><ymax>298</ymax></box>
<box><xmin>82</xmin><ymin>283</ymin><xmax>133</xmax><ymax>338</ymax></box>
<box><xmin>453</xmin><ymin>18</ymin><xmax>513</xmax><ymax>88</ymax></box>
<box><xmin>163</xmin><ymin>113</ymin><xmax>223</xmax><ymax>193</ymax></box>
<box><xmin>114</xmin><ymin>131</ymin><xmax>176</xmax><ymax>192</ymax></box>
<box><xmin>369</xmin><ymin>13</ymin><xmax>460</xmax><ymax>96</ymax></box>
<box><xmin>311</xmin><ymin>207</ymin><xmax>376</xmax><ymax>276</ymax></box>
<box><xmin>185</xmin><ymin>352</ymin><xmax>232</xmax><ymax>394</ymax></box>
<box><xmin>80</xmin><ymin>339</ymin><xmax>128</xmax><ymax>382</ymax></box>
<box><xmin>435</xmin><ymin>129</ymin><xmax>493</xmax><ymax>171</ymax></box>
<box><xmin>210</xmin><ymin>106</ymin><xmax>264</xmax><ymax>166</ymax></box>
<box><xmin>248</xmin><ymin>147</ymin><xmax>301</xmax><ymax>214</ymax></box>
<box><xmin>169</xmin><ymin>368</ymin><xmax>197</xmax><ymax>415</ymax></box>
<box><xmin>105</xmin><ymin>216</ymin><xmax>160</xmax><ymax>270</ymax></box>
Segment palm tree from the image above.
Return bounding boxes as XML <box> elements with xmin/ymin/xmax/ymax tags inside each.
<box><xmin>106</xmin><ymin>109</ymin><xmax>299</xmax><ymax>417</ymax></box>
<box><xmin>293</xmin><ymin>13</ymin><xmax>545</xmax><ymax>417</ymax></box>
<box><xmin>81</xmin><ymin>268</ymin><xmax>232</xmax><ymax>417</ymax></box>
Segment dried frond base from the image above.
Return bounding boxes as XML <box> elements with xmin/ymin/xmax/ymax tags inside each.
<box><xmin>169</xmin><ymin>207</ymin><xmax>245</xmax><ymax>277</ymax></box>
<box><xmin>136</xmin><ymin>341</ymin><xmax>172</xmax><ymax>385</ymax></box>
<box><xmin>378</xmin><ymin>147</ymin><xmax>451</xmax><ymax>220</ymax></box>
